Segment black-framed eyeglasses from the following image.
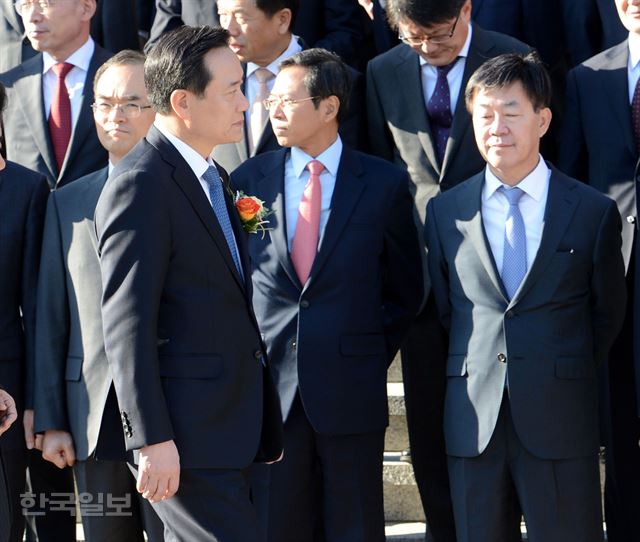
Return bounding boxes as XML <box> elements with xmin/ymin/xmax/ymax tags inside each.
<box><xmin>399</xmin><ymin>14</ymin><xmax>460</xmax><ymax>46</ymax></box>
<box><xmin>91</xmin><ymin>102</ymin><xmax>153</xmax><ymax>119</ymax></box>
<box><xmin>14</xmin><ymin>0</ymin><xmax>56</xmax><ymax>15</ymax></box>
<box><xmin>263</xmin><ymin>96</ymin><xmax>319</xmax><ymax>111</ymax></box>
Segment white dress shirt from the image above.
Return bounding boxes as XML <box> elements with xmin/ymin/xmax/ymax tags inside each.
<box><xmin>154</xmin><ymin>121</ymin><xmax>242</xmax><ymax>260</ymax></box>
<box><xmin>245</xmin><ymin>35</ymin><xmax>302</xmax><ymax>123</ymax></box>
<box><xmin>420</xmin><ymin>24</ymin><xmax>472</xmax><ymax>113</ymax></box>
<box><xmin>285</xmin><ymin>136</ymin><xmax>343</xmax><ymax>251</ymax></box>
<box><xmin>481</xmin><ymin>157</ymin><xmax>550</xmax><ymax>275</ymax></box>
<box><xmin>42</xmin><ymin>38</ymin><xmax>95</xmax><ymax>127</ymax></box>
<box><xmin>628</xmin><ymin>32</ymin><xmax>640</xmax><ymax>103</ymax></box>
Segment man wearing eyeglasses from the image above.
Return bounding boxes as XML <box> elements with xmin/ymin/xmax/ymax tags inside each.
<box><xmin>211</xmin><ymin>0</ymin><xmax>366</xmax><ymax>174</ymax></box>
<box><xmin>366</xmin><ymin>1</ymin><xmax>529</xmax><ymax>541</ymax></box>
<box><xmin>232</xmin><ymin>48</ymin><xmax>422</xmax><ymax>542</ymax></box>
<box><xmin>31</xmin><ymin>49</ymin><xmax>164</xmax><ymax>542</ymax></box>
<box><xmin>0</xmin><ymin>0</ymin><xmax>111</xmax><ymax>190</ymax></box>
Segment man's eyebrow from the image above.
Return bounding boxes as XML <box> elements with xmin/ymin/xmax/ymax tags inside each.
<box><xmin>96</xmin><ymin>93</ymin><xmax>143</xmax><ymax>101</ymax></box>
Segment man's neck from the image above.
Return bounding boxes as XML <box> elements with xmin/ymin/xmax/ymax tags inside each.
<box><xmin>255</xmin><ymin>34</ymin><xmax>293</xmax><ymax>68</ymax></box>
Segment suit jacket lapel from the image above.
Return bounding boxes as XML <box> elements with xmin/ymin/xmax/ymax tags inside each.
<box><xmin>601</xmin><ymin>41</ymin><xmax>636</xmax><ymax>157</ymax></box>
<box><xmin>14</xmin><ymin>56</ymin><xmax>57</xmax><ymax>179</ymax></box>
<box><xmin>305</xmin><ymin>148</ymin><xmax>365</xmax><ymax>287</ymax></box>
<box><xmin>147</xmin><ymin>127</ymin><xmax>246</xmax><ymax>292</ymax></box>
<box><xmin>395</xmin><ymin>47</ymin><xmax>440</xmax><ymax>175</ymax></box>
<box><xmin>3</xmin><ymin>0</ymin><xmax>23</xmax><ymax>33</ymax></box>
<box><xmin>456</xmin><ymin>171</ymin><xmax>507</xmax><ymax>299</ymax></box>
<box><xmin>59</xmin><ymin>47</ymin><xmax>107</xmax><ymax>183</ymax></box>
<box><xmin>257</xmin><ymin>150</ymin><xmax>302</xmax><ymax>288</ymax></box>
<box><xmin>254</xmin><ymin>120</ymin><xmax>276</xmax><ymax>156</ymax></box>
<box><xmin>510</xmin><ymin>167</ymin><xmax>579</xmax><ymax>305</ymax></box>
<box><xmin>441</xmin><ymin>25</ymin><xmax>489</xmax><ymax>179</ymax></box>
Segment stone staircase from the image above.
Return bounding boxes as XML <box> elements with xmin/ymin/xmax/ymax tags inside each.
<box><xmin>384</xmin><ymin>355</ymin><xmax>427</xmax><ymax>541</ymax></box>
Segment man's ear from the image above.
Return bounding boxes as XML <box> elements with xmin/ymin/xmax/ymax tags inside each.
<box><xmin>538</xmin><ymin>106</ymin><xmax>552</xmax><ymax>138</ymax></box>
<box><xmin>169</xmin><ymin>90</ymin><xmax>191</xmax><ymax>121</ymax></box>
<box><xmin>81</xmin><ymin>0</ymin><xmax>98</xmax><ymax>21</ymax></box>
<box><xmin>321</xmin><ymin>95</ymin><xmax>340</xmax><ymax>123</ymax></box>
<box><xmin>275</xmin><ymin>8</ymin><xmax>293</xmax><ymax>35</ymax></box>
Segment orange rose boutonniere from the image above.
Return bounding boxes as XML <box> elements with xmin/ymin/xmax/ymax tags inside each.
<box><xmin>234</xmin><ymin>191</ymin><xmax>272</xmax><ymax>237</ymax></box>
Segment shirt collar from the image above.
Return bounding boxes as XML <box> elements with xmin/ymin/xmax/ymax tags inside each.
<box><xmin>153</xmin><ymin>120</ymin><xmax>214</xmax><ymax>180</ymax></box>
<box><xmin>246</xmin><ymin>35</ymin><xmax>302</xmax><ymax>80</ymax></box>
<box><xmin>290</xmin><ymin>135</ymin><xmax>343</xmax><ymax>179</ymax></box>
<box><xmin>484</xmin><ymin>155</ymin><xmax>549</xmax><ymax>201</ymax></box>
<box><xmin>629</xmin><ymin>32</ymin><xmax>640</xmax><ymax>71</ymax></box>
<box><xmin>419</xmin><ymin>23</ymin><xmax>472</xmax><ymax>68</ymax></box>
<box><xmin>42</xmin><ymin>37</ymin><xmax>95</xmax><ymax>74</ymax></box>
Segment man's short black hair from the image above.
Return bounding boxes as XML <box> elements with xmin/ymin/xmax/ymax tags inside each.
<box><xmin>145</xmin><ymin>25</ymin><xmax>230</xmax><ymax>115</ymax></box>
<box><xmin>465</xmin><ymin>52</ymin><xmax>552</xmax><ymax>113</ymax></box>
<box><xmin>279</xmin><ymin>48</ymin><xmax>351</xmax><ymax>124</ymax></box>
<box><xmin>386</xmin><ymin>0</ymin><xmax>466</xmax><ymax>29</ymax></box>
<box><xmin>257</xmin><ymin>0</ymin><xmax>299</xmax><ymax>26</ymax></box>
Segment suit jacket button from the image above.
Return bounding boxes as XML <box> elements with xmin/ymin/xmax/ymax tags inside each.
<box><xmin>627</xmin><ymin>216</ymin><xmax>636</xmax><ymax>224</ymax></box>
<box><xmin>254</xmin><ymin>349</ymin><xmax>262</xmax><ymax>360</ymax></box>
<box><xmin>497</xmin><ymin>353</ymin><xmax>507</xmax><ymax>363</ymax></box>
<box><xmin>292</xmin><ymin>340</ymin><xmax>297</xmax><ymax>351</ymax></box>
<box><xmin>300</xmin><ymin>300</ymin><xmax>310</xmax><ymax>309</ymax></box>
<box><xmin>505</xmin><ymin>310</ymin><xmax>514</xmax><ymax>319</ymax></box>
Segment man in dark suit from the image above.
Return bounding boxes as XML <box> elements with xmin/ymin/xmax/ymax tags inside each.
<box><xmin>145</xmin><ymin>0</ymin><xmax>365</xmax><ymax>66</ymax></box>
<box><xmin>95</xmin><ymin>25</ymin><xmax>283</xmax><ymax>541</ymax></box>
<box><xmin>558</xmin><ymin>2</ymin><xmax>640</xmax><ymax>539</ymax></box>
<box><xmin>366</xmin><ymin>2</ymin><xmax>528</xmax><ymax>539</ymax></box>
<box><xmin>0</xmin><ymin>0</ymin><xmax>111</xmax><ymax>189</ymax></box>
<box><xmin>426</xmin><ymin>52</ymin><xmax>626</xmax><ymax>542</ymax></box>
<box><xmin>33</xmin><ymin>50</ymin><xmax>163</xmax><ymax>542</ymax></box>
<box><xmin>212</xmin><ymin>0</ymin><xmax>364</xmax><ymax>173</ymax></box>
<box><xmin>0</xmin><ymin>82</ymin><xmax>49</xmax><ymax>542</ymax></box>
<box><xmin>232</xmin><ymin>48</ymin><xmax>422</xmax><ymax>542</ymax></box>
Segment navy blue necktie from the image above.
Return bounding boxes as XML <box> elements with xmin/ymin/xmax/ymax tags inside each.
<box><xmin>202</xmin><ymin>165</ymin><xmax>244</xmax><ymax>280</ymax></box>
<box><xmin>426</xmin><ymin>58</ymin><xmax>458</xmax><ymax>165</ymax></box>
<box><xmin>500</xmin><ymin>186</ymin><xmax>527</xmax><ymax>300</ymax></box>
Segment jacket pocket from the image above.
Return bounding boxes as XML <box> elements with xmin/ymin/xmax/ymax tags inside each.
<box><xmin>158</xmin><ymin>354</ymin><xmax>223</xmax><ymax>379</ymax></box>
<box><xmin>446</xmin><ymin>355</ymin><xmax>467</xmax><ymax>377</ymax></box>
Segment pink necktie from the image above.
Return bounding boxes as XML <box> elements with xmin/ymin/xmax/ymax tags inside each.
<box><xmin>291</xmin><ymin>160</ymin><xmax>324</xmax><ymax>284</ymax></box>
<box><xmin>49</xmin><ymin>62</ymin><xmax>74</xmax><ymax>172</ymax></box>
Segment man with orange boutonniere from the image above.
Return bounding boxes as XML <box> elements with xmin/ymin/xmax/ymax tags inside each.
<box><xmin>232</xmin><ymin>48</ymin><xmax>422</xmax><ymax>542</ymax></box>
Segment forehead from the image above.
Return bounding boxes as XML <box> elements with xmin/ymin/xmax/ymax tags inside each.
<box><xmin>218</xmin><ymin>0</ymin><xmax>258</xmax><ymax>11</ymax></box>
<box><xmin>96</xmin><ymin>64</ymin><xmax>145</xmax><ymax>95</ymax></box>
<box><xmin>471</xmin><ymin>81</ymin><xmax>531</xmax><ymax>109</ymax></box>
<box><xmin>204</xmin><ymin>47</ymin><xmax>244</xmax><ymax>87</ymax></box>
<box><xmin>272</xmin><ymin>66</ymin><xmax>308</xmax><ymax>95</ymax></box>
<box><xmin>398</xmin><ymin>17</ymin><xmax>454</xmax><ymax>36</ymax></box>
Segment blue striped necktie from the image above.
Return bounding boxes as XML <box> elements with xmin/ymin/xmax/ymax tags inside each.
<box><xmin>500</xmin><ymin>186</ymin><xmax>527</xmax><ymax>300</ymax></box>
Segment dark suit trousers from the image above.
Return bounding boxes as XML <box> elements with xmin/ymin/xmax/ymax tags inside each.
<box><xmin>601</xmin><ymin>249</ymin><xmax>640</xmax><ymax>542</ymax></box>
<box><xmin>448</xmin><ymin>394</ymin><xmax>603</xmax><ymax>542</ymax></box>
<box><xmin>24</xmin><ymin>451</ymin><xmax>75</xmax><ymax>542</ymax></box>
<box><xmin>130</xmin><ymin>464</ymin><xmax>262</xmax><ymax>542</ymax></box>
<box><xmin>400</xmin><ymin>297</ymin><xmax>456</xmax><ymax>542</ymax></box>
<box><xmin>0</xmin><ymin>447</ymin><xmax>26</xmax><ymax>542</ymax></box>
<box><xmin>74</xmin><ymin>457</ymin><xmax>164</xmax><ymax>542</ymax></box>
<box><xmin>251</xmin><ymin>395</ymin><xmax>385</xmax><ymax>542</ymax></box>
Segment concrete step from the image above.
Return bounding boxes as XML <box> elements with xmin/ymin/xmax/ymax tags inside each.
<box><xmin>388</xmin><ymin>354</ymin><xmax>403</xmax><ymax>383</ymax></box>
<box><xmin>385</xmin><ymin>522</ymin><xmax>426</xmax><ymax>541</ymax></box>
<box><xmin>383</xmin><ymin>452</ymin><xmax>425</xmax><ymax>522</ymax></box>
<box><xmin>386</xmin><ymin>382</ymin><xmax>409</xmax><ymax>452</ymax></box>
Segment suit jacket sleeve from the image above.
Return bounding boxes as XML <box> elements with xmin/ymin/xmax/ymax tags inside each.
<box><xmin>424</xmin><ymin>198</ymin><xmax>451</xmax><ymax>332</ymax></box>
<box><xmin>310</xmin><ymin>0</ymin><xmax>364</xmax><ymax>66</ymax></box>
<box><xmin>557</xmin><ymin>69</ymin><xmax>588</xmax><ymax>181</ymax></box>
<box><xmin>590</xmin><ymin>199</ymin><xmax>626</xmax><ymax>366</ymax></box>
<box><xmin>22</xmin><ymin>175</ymin><xmax>49</xmax><ymax>410</ymax></box>
<box><xmin>96</xmin><ymin>169</ymin><xmax>174</xmax><ymax>450</ymax></box>
<box><xmin>366</xmin><ymin>61</ymin><xmax>395</xmax><ymax>162</ymax></box>
<box><xmin>381</xmin><ymin>171</ymin><xmax>423</xmax><ymax>359</ymax></box>
<box><xmin>33</xmin><ymin>193</ymin><xmax>71</xmax><ymax>433</ymax></box>
<box><xmin>145</xmin><ymin>0</ymin><xmax>184</xmax><ymax>54</ymax></box>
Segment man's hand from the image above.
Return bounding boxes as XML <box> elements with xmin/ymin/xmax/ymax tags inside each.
<box><xmin>23</xmin><ymin>409</ymin><xmax>42</xmax><ymax>450</ymax></box>
<box><xmin>137</xmin><ymin>440</ymin><xmax>180</xmax><ymax>503</ymax></box>
<box><xmin>0</xmin><ymin>389</ymin><xmax>17</xmax><ymax>436</ymax></box>
<box><xmin>42</xmin><ymin>430</ymin><xmax>76</xmax><ymax>469</ymax></box>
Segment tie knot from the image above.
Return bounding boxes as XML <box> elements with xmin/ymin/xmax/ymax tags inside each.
<box><xmin>307</xmin><ymin>160</ymin><xmax>325</xmax><ymax>176</ymax></box>
<box><xmin>436</xmin><ymin>58</ymin><xmax>458</xmax><ymax>78</ymax></box>
<box><xmin>254</xmin><ymin>67</ymin><xmax>274</xmax><ymax>84</ymax></box>
<box><xmin>52</xmin><ymin>62</ymin><xmax>74</xmax><ymax>79</ymax></box>
<box><xmin>500</xmin><ymin>186</ymin><xmax>525</xmax><ymax>205</ymax></box>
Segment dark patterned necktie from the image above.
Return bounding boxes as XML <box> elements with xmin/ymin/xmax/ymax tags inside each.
<box><xmin>632</xmin><ymin>75</ymin><xmax>640</xmax><ymax>155</ymax></box>
<box><xmin>426</xmin><ymin>58</ymin><xmax>459</xmax><ymax>165</ymax></box>
<box><xmin>49</xmin><ymin>62</ymin><xmax>74</xmax><ymax>172</ymax></box>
